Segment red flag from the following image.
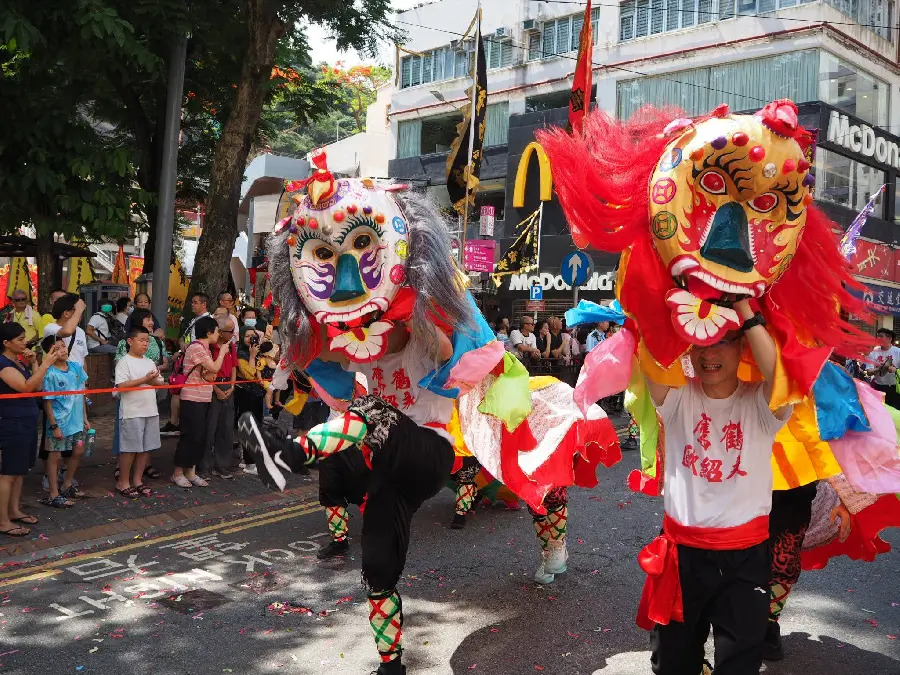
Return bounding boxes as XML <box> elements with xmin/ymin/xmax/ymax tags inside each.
<box><xmin>568</xmin><ymin>0</ymin><xmax>593</xmax><ymax>134</ymax></box>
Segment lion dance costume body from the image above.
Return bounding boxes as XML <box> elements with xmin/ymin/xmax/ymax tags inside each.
<box><xmin>237</xmin><ymin>152</ymin><xmax>620</xmax><ymax>674</ymax></box>
<box><xmin>540</xmin><ymin>100</ymin><xmax>900</xmax><ymax>661</ymax></box>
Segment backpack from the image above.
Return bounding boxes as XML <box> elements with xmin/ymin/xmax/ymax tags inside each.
<box><xmin>93</xmin><ymin>312</ymin><xmax>126</xmax><ymax>345</ymax></box>
<box><xmin>168</xmin><ymin>344</ymin><xmax>203</xmax><ymax>393</ymax></box>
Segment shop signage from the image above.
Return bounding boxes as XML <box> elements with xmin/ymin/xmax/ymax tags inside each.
<box><xmin>463</xmin><ymin>240</ymin><xmax>496</xmax><ymax>273</ymax></box>
<box><xmin>827</xmin><ymin>111</ymin><xmax>900</xmax><ymax>169</ymax></box>
<box><xmin>525</xmin><ymin>300</ymin><xmax>546</xmax><ymax>312</ymax></box>
<box><xmin>507</xmin><ymin>271</ymin><xmax>614</xmax><ymax>292</ymax></box>
<box><xmin>479</xmin><ymin>206</ymin><xmax>495</xmax><ymax>237</ymax></box>
<box><xmin>850</xmin><ymin>282</ymin><xmax>900</xmax><ymax>316</ymax></box>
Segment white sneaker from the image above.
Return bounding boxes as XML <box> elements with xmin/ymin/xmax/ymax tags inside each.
<box><xmin>534</xmin><ymin>539</ymin><xmax>568</xmax><ymax>584</ymax></box>
<box><xmin>243</xmin><ymin>465</ymin><xmax>258</xmax><ymax>475</ymax></box>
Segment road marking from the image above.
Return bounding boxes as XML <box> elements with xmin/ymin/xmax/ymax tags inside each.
<box><xmin>221</xmin><ymin>507</ymin><xmax>322</xmax><ymax>534</ymax></box>
<box><xmin>0</xmin><ymin>502</ymin><xmax>321</xmax><ymax>587</ymax></box>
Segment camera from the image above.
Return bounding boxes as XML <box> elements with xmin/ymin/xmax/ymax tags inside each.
<box><xmin>249</xmin><ymin>332</ymin><xmax>260</xmax><ymax>347</ymax></box>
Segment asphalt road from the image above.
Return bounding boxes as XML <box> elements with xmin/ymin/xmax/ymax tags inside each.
<box><xmin>0</xmin><ymin>456</ymin><xmax>898</xmax><ymax>675</ymax></box>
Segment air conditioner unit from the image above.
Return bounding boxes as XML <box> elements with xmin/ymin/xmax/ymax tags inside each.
<box><xmin>495</xmin><ymin>26</ymin><xmax>510</xmax><ymax>37</ymax></box>
<box><xmin>522</xmin><ymin>19</ymin><xmax>539</xmax><ymax>32</ymax></box>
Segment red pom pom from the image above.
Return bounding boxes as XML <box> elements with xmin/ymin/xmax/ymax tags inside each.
<box><xmin>731</xmin><ymin>132</ymin><xmax>749</xmax><ymax>146</ymax></box>
<box><xmin>749</xmin><ymin>145</ymin><xmax>766</xmax><ymax>162</ymax></box>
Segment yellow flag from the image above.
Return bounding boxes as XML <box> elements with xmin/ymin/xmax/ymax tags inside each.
<box><xmin>8</xmin><ymin>257</ymin><xmax>34</xmax><ymax>304</ymax></box>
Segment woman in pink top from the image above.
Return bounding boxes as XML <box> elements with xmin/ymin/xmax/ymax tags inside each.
<box><xmin>172</xmin><ymin>316</ymin><xmax>227</xmax><ymax>488</ymax></box>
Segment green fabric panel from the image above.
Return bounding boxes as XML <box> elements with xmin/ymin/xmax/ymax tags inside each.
<box><xmin>478</xmin><ymin>352</ymin><xmax>533</xmax><ymax>432</ymax></box>
<box><xmin>624</xmin><ymin>359</ymin><xmax>660</xmax><ymax>479</ymax></box>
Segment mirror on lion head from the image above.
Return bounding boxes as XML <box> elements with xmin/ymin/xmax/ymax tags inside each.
<box><xmin>648</xmin><ymin>101</ymin><xmax>815</xmax><ymax>344</ymax></box>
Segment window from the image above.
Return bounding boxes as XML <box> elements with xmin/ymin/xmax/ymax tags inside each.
<box><xmin>619</xmin><ymin>0</ymin><xmax>821</xmax><ymax>41</ymax></box>
<box><xmin>823</xmin><ymin>0</ymin><xmax>895</xmax><ymax>41</ymax></box>
<box><xmin>616</xmin><ymin>50</ymin><xmax>818</xmax><ymax>119</ymax></box>
<box><xmin>819</xmin><ymin>52</ymin><xmax>889</xmax><ymax>127</ymax></box>
<box><xmin>485</xmin><ymin>38</ymin><xmax>513</xmax><ymax>69</ymax></box>
<box><xmin>485</xmin><ymin>102</ymin><xmax>510</xmax><ymax>147</ymax></box>
<box><xmin>399</xmin><ymin>37</ymin><xmax>511</xmax><ymax>89</ymax></box>
<box><xmin>526</xmin><ymin>8</ymin><xmax>600</xmax><ymax>61</ymax></box>
<box><xmin>816</xmin><ymin>147</ymin><xmax>886</xmax><ymax>218</ymax></box>
<box><xmin>420</xmin><ymin>113</ymin><xmax>464</xmax><ymax>155</ymax></box>
<box><xmin>397</xmin><ymin>119</ymin><xmax>422</xmax><ymax>159</ymax></box>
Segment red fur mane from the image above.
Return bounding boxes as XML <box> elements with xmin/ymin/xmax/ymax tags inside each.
<box><xmin>537</xmin><ymin>106</ymin><xmax>683</xmax><ymax>252</ymax></box>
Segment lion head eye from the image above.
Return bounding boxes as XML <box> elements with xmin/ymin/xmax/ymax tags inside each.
<box><xmin>699</xmin><ymin>171</ymin><xmax>727</xmax><ymax>195</ymax></box>
<box><xmin>353</xmin><ymin>234</ymin><xmax>372</xmax><ymax>250</ymax></box>
<box><xmin>314</xmin><ymin>247</ymin><xmax>334</xmax><ymax>261</ymax></box>
<box><xmin>749</xmin><ymin>193</ymin><xmax>778</xmax><ymax>213</ymax></box>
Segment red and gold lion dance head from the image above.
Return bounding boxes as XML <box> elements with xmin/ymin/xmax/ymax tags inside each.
<box><xmin>539</xmin><ymin>100</ymin><xmax>872</xmax><ymax>395</ymax></box>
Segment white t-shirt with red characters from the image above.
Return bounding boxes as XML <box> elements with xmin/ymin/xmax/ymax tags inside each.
<box><xmin>349</xmin><ymin>350</ymin><xmax>453</xmax><ymax>427</ymax></box>
<box><xmin>657</xmin><ymin>380</ymin><xmax>790</xmax><ymax>529</ymax></box>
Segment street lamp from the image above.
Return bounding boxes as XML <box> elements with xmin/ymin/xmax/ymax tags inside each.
<box><xmin>430</xmin><ymin>90</ymin><xmax>463</xmax><ymax>113</ymax></box>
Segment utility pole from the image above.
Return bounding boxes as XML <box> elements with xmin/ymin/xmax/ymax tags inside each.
<box><xmin>151</xmin><ymin>34</ymin><xmax>187</xmax><ymax>326</ymax></box>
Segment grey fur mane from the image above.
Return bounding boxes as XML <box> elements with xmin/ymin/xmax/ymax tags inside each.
<box><xmin>267</xmin><ymin>187</ymin><xmax>474</xmax><ymax>365</ymax></box>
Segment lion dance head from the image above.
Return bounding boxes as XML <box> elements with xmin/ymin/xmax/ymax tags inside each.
<box><xmin>267</xmin><ymin>151</ymin><xmax>472</xmax><ymax>367</ymax></box>
<box><xmin>539</xmin><ymin>100</ymin><xmax>872</xmax><ymax>394</ymax></box>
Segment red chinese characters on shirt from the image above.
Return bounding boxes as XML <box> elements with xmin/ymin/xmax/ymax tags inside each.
<box><xmin>682</xmin><ymin>417</ymin><xmax>745</xmax><ymax>484</ymax></box>
<box><xmin>370</xmin><ymin>366</ymin><xmax>416</xmax><ymax>410</ymax></box>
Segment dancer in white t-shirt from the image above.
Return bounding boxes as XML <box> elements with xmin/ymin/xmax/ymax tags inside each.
<box><xmin>641</xmin><ymin>298</ymin><xmax>792</xmax><ymax>675</ymax></box>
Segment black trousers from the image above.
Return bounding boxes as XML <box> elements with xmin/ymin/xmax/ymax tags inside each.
<box><xmin>346</xmin><ymin>396</ymin><xmax>455</xmax><ymax>593</ymax></box>
<box><xmin>319</xmin><ymin>445</ymin><xmax>369</xmax><ymax>510</ymax></box>
<box><xmin>173</xmin><ymin>399</ymin><xmax>210</xmax><ymax>469</ymax></box>
<box><xmin>650</xmin><ymin>541</ymin><xmax>770</xmax><ymax>675</ymax></box>
<box><xmin>873</xmin><ymin>382</ymin><xmax>900</xmax><ymax>410</ymax></box>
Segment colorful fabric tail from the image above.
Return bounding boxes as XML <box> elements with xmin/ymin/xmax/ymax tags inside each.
<box><xmin>532</xmin><ymin>486</ymin><xmax>568</xmax><ymax>550</ymax></box>
<box><xmin>769</xmin><ymin>524</ymin><xmax>808</xmax><ymax>621</ymax></box>
<box><xmin>368</xmin><ymin>589</ymin><xmax>403</xmax><ymax>663</ymax></box>
<box><xmin>326</xmin><ymin>505</ymin><xmax>349</xmax><ymax>542</ymax></box>
<box><xmin>305</xmin><ymin>411</ymin><xmax>367</xmax><ymax>458</ymax></box>
<box><xmin>455</xmin><ymin>483</ymin><xmax>477</xmax><ymax>516</ymax></box>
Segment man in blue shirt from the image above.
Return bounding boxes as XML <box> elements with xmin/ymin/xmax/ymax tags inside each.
<box><xmin>585</xmin><ymin>321</ymin><xmax>610</xmax><ymax>353</ymax></box>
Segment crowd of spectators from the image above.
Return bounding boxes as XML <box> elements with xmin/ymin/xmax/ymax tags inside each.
<box><xmin>0</xmin><ymin>287</ymin><xmax>281</xmax><ymax>537</ymax></box>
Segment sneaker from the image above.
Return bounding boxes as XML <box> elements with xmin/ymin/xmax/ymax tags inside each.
<box><xmin>762</xmin><ymin>620</ymin><xmax>784</xmax><ymax>661</ymax></box>
<box><xmin>212</xmin><ymin>468</ymin><xmax>233</xmax><ymax>480</ymax></box>
<box><xmin>371</xmin><ymin>658</ymin><xmax>405</xmax><ymax>675</ymax></box>
<box><xmin>450</xmin><ymin>513</ymin><xmax>466</xmax><ymax>529</ymax></box>
<box><xmin>534</xmin><ymin>539</ymin><xmax>568</xmax><ymax>584</ymax></box>
<box><xmin>160</xmin><ymin>422</ymin><xmax>180</xmax><ymax>436</ymax></box>
<box><xmin>316</xmin><ymin>539</ymin><xmax>349</xmax><ymax>559</ymax></box>
<box><xmin>236</xmin><ymin>413</ymin><xmax>308</xmax><ymax>492</ymax></box>
<box><xmin>242</xmin><ymin>464</ymin><xmax>258</xmax><ymax>475</ymax></box>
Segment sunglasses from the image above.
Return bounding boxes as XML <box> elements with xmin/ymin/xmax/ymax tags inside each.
<box><xmin>11</xmin><ymin>297</ymin><xmax>26</xmax><ymax>302</ymax></box>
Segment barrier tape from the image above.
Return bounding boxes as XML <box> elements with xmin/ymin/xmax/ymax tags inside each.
<box><xmin>0</xmin><ymin>378</ymin><xmax>272</xmax><ymax>400</ymax></box>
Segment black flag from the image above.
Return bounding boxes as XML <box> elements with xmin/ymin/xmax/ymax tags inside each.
<box><xmin>446</xmin><ymin>14</ymin><xmax>487</xmax><ymax>214</ymax></box>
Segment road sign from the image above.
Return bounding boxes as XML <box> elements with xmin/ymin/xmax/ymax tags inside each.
<box><xmin>529</xmin><ymin>284</ymin><xmax>543</xmax><ymax>301</ymax></box>
<box><xmin>525</xmin><ymin>300</ymin><xmax>545</xmax><ymax>312</ymax></box>
<box><xmin>561</xmin><ymin>251</ymin><xmax>592</xmax><ymax>287</ymax></box>
<box><xmin>479</xmin><ymin>206</ymin><xmax>495</xmax><ymax>237</ymax></box>
<box><xmin>463</xmin><ymin>240</ymin><xmax>496</xmax><ymax>273</ymax></box>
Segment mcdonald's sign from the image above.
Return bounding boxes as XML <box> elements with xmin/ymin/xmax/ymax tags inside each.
<box><xmin>512</xmin><ymin>141</ymin><xmax>553</xmax><ymax>208</ymax></box>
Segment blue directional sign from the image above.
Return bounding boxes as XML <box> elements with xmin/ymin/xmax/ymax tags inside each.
<box><xmin>530</xmin><ymin>283</ymin><xmax>543</xmax><ymax>301</ymax></box>
<box><xmin>561</xmin><ymin>251</ymin><xmax>592</xmax><ymax>286</ymax></box>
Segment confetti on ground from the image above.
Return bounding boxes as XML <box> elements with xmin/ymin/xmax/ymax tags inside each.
<box><xmin>0</xmin><ymin>651</ymin><xmax>19</xmax><ymax>658</ymax></box>
<box><xmin>866</xmin><ymin>618</ymin><xmax>879</xmax><ymax>627</ymax></box>
<box><xmin>266</xmin><ymin>602</ymin><xmax>313</xmax><ymax>617</ymax></box>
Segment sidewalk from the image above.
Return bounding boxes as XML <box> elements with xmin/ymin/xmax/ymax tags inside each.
<box><xmin>1</xmin><ymin>412</ymin><xmax>317</xmax><ymax>564</ymax></box>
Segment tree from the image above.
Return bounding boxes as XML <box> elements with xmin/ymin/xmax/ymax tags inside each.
<box><xmin>319</xmin><ymin>63</ymin><xmax>391</xmax><ymax>133</ymax></box>
<box><xmin>0</xmin><ymin>3</ymin><xmax>154</xmax><ymax>311</ymax></box>
<box><xmin>185</xmin><ymin>0</ymin><xmax>397</xmax><ymax>309</ymax></box>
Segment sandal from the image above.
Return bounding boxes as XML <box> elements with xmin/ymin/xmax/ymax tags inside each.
<box><xmin>61</xmin><ymin>485</ymin><xmax>88</xmax><ymax>499</ymax></box>
<box><xmin>170</xmin><ymin>475</ymin><xmax>193</xmax><ymax>489</ymax></box>
<box><xmin>0</xmin><ymin>526</ymin><xmax>30</xmax><ymax>537</ymax></box>
<box><xmin>40</xmin><ymin>495</ymin><xmax>74</xmax><ymax>509</ymax></box>
<box><xmin>133</xmin><ymin>484</ymin><xmax>152</xmax><ymax>497</ymax></box>
<box><xmin>143</xmin><ymin>465</ymin><xmax>162</xmax><ymax>480</ymax></box>
<box><xmin>11</xmin><ymin>514</ymin><xmax>38</xmax><ymax>525</ymax></box>
<box><xmin>116</xmin><ymin>486</ymin><xmax>140</xmax><ymax>500</ymax></box>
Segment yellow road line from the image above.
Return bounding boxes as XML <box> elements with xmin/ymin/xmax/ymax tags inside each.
<box><xmin>221</xmin><ymin>506</ymin><xmax>322</xmax><ymax>534</ymax></box>
<box><xmin>0</xmin><ymin>502</ymin><xmax>321</xmax><ymax>587</ymax></box>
